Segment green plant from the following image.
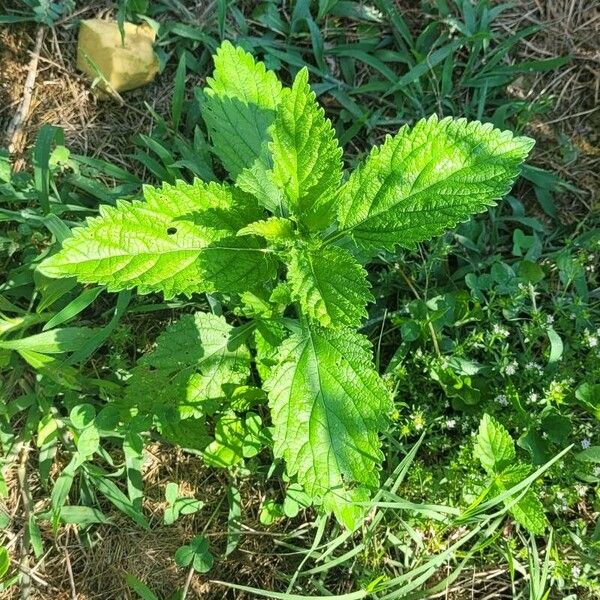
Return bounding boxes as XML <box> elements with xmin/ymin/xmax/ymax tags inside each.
<box><xmin>164</xmin><ymin>482</ymin><xmax>203</xmax><ymax>525</ymax></box>
<box><xmin>0</xmin><ymin>0</ymin><xmax>74</xmax><ymax>24</ymax></box>
<box><xmin>175</xmin><ymin>535</ymin><xmax>214</xmax><ymax>573</ymax></box>
<box><xmin>525</xmin><ymin>530</ymin><xmax>554</xmax><ymax>600</ymax></box>
<box><xmin>474</xmin><ymin>414</ymin><xmax>546</xmax><ymax>534</ymax></box>
<box><xmin>35</xmin><ymin>41</ymin><xmax>533</xmax><ymax>529</ymax></box>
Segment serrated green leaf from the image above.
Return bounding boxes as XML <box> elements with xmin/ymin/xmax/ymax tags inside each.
<box><xmin>337</xmin><ymin>115</ymin><xmax>534</xmax><ymax>252</ymax></box>
<box><xmin>493</xmin><ymin>463</ymin><xmax>547</xmax><ymax>534</ymax></box>
<box><xmin>265</xmin><ymin>325</ymin><xmax>391</xmax><ymax>529</ymax></box>
<box><xmin>205</xmin><ymin>41</ymin><xmax>282</xmax><ymax>111</ymax></box>
<box><xmin>474</xmin><ymin>413</ymin><xmax>516</xmax><ymax>475</ymax></box>
<box><xmin>254</xmin><ymin>320</ymin><xmax>288</xmax><ymax>381</ymax></box>
<box><xmin>237</xmin><ymin>160</ymin><xmax>285</xmax><ymax>214</ymax></box>
<box><xmin>238</xmin><ymin>217</ymin><xmax>294</xmax><ymax>242</ymax></box>
<box><xmin>495</xmin><ymin>463</ymin><xmax>531</xmax><ymax>487</ymax></box>
<box><xmin>203</xmin><ymin>41</ymin><xmax>282</xmax><ymax>179</ymax></box>
<box><xmin>494</xmin><ymin>464</ymin><xmax>547</xmax><ymax>534</ymax></box>
<box><xmin>38</xmin><ymin>180</ymin><xmax>264</xmax><ymax>298</ymax></box>
<box><xmin>196</xmin><ymin>236</ymin><xmax>278</xmax><ymax>294</ymax></box>
<box><xmin>511</xmin><ymin>491</ymin><xmax>546</xmax><ymax>534</ymax></box>
<box><xmin>287</xmin><ymin>244</ymin><xmax>373</xmax><ymax>327</ymax></box>
<box><xmin>269</xmin><ymin>68</ymin><xmax>342</xmax><ymax>230</ymax></box>
<box><xmin>126</xmin><ymin>313</ymin><xmax>251</xmax><ymax>419</ymax></box>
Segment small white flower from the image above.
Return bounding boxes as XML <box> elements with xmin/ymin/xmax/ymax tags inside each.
<box><xmin>571</xmin><ymin>565</ymin><xmax>581</xmax><ymax>579</ymax></box>
<box><xmin>588</xmin><ymin>336</ymin><xmax>598</xmax><ymax>348</ymax></box>
<box><xmin>504</xmin><ymin>361</ymin><xmax>518</xmax><ymax>376</ymax></box>
<box><xmin>575</xmin><ymin>484</ymin><xmax>588</xmax><ymax>497</ymax></box>
<box><xmin>528</xmin><ymin>392</ymin><xmax>539</xmax><ymax>403</ymax></box>
<box><xmin>581</xmin><ymin>438</ymin><xmax>591</xmax><ymax>449</ymax></box>
<box><xmin>492</xmin><ymin>323</ymin><xmax>509</xmax><ymax>338</ymax></box>
<box><xmin>495</xmin><ymin>394</ymin><xmax>509</xmax><ymax>406</ymax></box>
<box><xmin>593</xmin><ymin>466</ymin><xmax>600</xmax><ymax>477</ymax></box>
<box><xmin>546</xmin><ymin>315</ymin><xmax>555</xmax><ymax>324</ymax></box>
<box><xmin>446</xmin><ymin>418</ymin><xmax>456</xmax><ymax>429</ymax></box>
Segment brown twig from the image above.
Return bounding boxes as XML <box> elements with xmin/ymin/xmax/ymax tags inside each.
<box><xmin>16</xmin><ymin>443</ymin><xmax>32</xmax><ymax>600</ymax></box>
<box><xmin>5</xmin><ymin>25</ymin><xmax>46</xmax><ymax>154</ymax></box>
<box><xmin>64</xmin><ymin>530</ymin><xmax>78</xmax><ymax>600</ymax></box>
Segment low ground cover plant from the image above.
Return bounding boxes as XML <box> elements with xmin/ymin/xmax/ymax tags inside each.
<box><xmin>37</xmin><ymin>42</ymin><xmax>533</xmax><ymax>529</ymax></box>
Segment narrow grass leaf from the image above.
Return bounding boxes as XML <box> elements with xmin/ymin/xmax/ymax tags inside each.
<box><xmin>171</xmin><ymin>53</ymin><xmax>187</xmax><ymax>131</ymax></box>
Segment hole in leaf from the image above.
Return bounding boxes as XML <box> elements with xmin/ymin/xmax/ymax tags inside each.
<box><xmin>167</xmin><ymin>227</ymin><xmax>177</xmax><ymax>235</ymax></box>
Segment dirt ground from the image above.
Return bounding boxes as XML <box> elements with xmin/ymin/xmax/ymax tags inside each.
<box><xmin>1</xmin><ymin>0</ymin><xmax>599</xmax><ymax>598</ymax></box>
<box><xmin>2</xmin><ymin>1</ymin><xmax>599</xmax><ymax>205</ymax></box>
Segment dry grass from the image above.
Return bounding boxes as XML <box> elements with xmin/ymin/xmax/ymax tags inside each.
<box><xmin>1</xmin><ymin>0</ymin><xmax>599</xmax><ymax>598</ymax></box>
<box><xmin>497</xmin><ymin>0</ymin><xmax>600</xmax><ymax>211</ymax></box>
<box><xmin>2</xmin><ymin>443</ymin><xmax>311</xmax><ymax>599</ymax></box>
<box><xmin>1</xmin><ymin>1</ymin><xmax>186</xmax><ymax>175</ymax></box>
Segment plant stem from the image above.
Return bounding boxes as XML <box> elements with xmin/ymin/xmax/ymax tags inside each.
<box><xmin>181</xmin><ymin>565</ymin><xmax>195</xmax><ymax>600</ymax></box>
<box><xmin>396</xmin><ymin>265</ymin><xmax>441</xmax><ymax>357</ymax></box>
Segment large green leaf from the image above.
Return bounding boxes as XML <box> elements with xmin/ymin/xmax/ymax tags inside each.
<box><xmin>202</xmin><ymin>41</ymin><xmax>282</xmax><ymax>179</ymax></box>
<box><xmin>238</xmin><ymin>217</ymin><xmax>294</xmax><ymax>243</ymax></box>
<box><xmin>237</xmin><ymin>160</ymin><xmax>286</xmax><ymax>215</ymax></box>
<box><xmin>269</xmin><ymin>68</ymin><xmax>342</xmax><ymax>230</ymax></box>
<box><xmin>197</xmin><ymin>235</ymin><xmax>278</xmax><ymax>294</ymax></box>
<box><xmin>509</xmin><ymin>491</ymin><xmax>546</xmax><ymax>534</ymax></box>
<box><xmin>265</xmin><ymin>325</ymin><xmax>391</xmax><ymax>529</ymax></box>
<box><xmin>494</xmin><ymin>464</ymin><xmax>547</xmax><ymax>534</ymax></box>
<box><xmin>336</xmin><ymin>115</ymin><xmax>534</xmax><ymax>252</ymax></box>
<box><xmin>38</xmin><ymin>180</ymin><xmax>272</xmax><ymax>298</ymax></box>
<box><xmin>126</xmin><ymin>312</ymin><xmax>251</xmax><ymax>420</ymax></box>
<box><xmin>287</xmin><ymin>244</ymin><xmax>372</xmax><ymax>327</ymax></box>
<box><xmin>474</xmin><ymin>413</ymin><xmax>516</xmax><ymax>475</ymax></box>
